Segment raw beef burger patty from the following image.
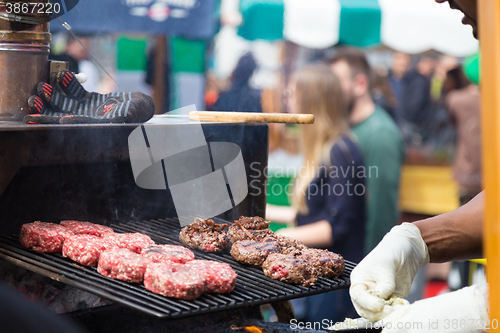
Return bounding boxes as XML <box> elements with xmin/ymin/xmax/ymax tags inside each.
<box><xmin>63</xmin><ymin>234</ymin><xmax>118</xmax><ymax>266</ymax></box>
<box><xmin>20</xmin><ymin>221</ymin><xmax>73</xmax><ymax>253</ymax></box>
<box><xmin>60</xmin><ymin>220</ymin><xmax>114</xmax><ymax>237</ymax></box>
<box><xmin>141</xmin><ymin>245</ymin><xmax>194</xmax><ymax>264</ymax></box>
<box><xmin>228</xmin><ymin>216</ymin><xmax>271</xmax><ymax>243</ymax></box>
<box><xmin>104</xmin><ymin>233</ymin><xmax>155</xmax><ymax>254</ymax></box>
<box><xmin>262</xmin><ymin>253</ymin><xmax>318</xmax><ymax>287</ymax></box>
<box><xmin>297</xmin><ymin>248</ymin><xmax>345</xmax><ymax>278</ymax></box>
<box><xmin>179</xmin><ymin>218</ymin><xmax>230</xmax><ymax>253</ymax></box>
<box><xmin>98</xmin><ymin>248</ymin><xmax>151</xmax><ymax>283</ymax></box>
<box><xmin>144</xmin><ymin>262</ymin><xmax>205</xmax><ymax>300</ymax></box>
<box><xmin>230</xmin><ymin>237</ymin><xmax>281</xmax><ymax>267</ymax></box>
<box><xmin>186</xmin><ymin>260</ymin><xmax>237</xmax><ymax>293</ymax></box>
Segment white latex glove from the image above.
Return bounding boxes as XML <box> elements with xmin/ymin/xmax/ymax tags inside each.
<box><xmin>350</xmin><ymin>223</ymin><xmax>430</xmax><ymax>321</ymax></box>
<box><xmin>75</xmin><ymin>73</ymin><xmax>87</xmax><ymax>84</ymax></box>
<box><xmin>379</xmin><ymin>285</ymin><xmax>489</xmax><ymax>333</ymax></box>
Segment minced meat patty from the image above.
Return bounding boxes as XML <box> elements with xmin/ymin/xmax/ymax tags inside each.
<box><xmin>185</xmin><ymin>260</ymin><xmax>237</xmax><ymax>293</ymax></box>
<box><xmin>230</xmin><ymin>237</ymin><xmax>281</xmax><ymax>267</ymax></box>
<box><xmin>227</xmin><ymin>216</ymin><xmax>271</xmax><ymax>243</ymax></box>
<box><xmin>144</xmin><ymin>262</ymin><xmax>205</xmax><ymax>300</ymax></box>
<box><xmin>228</xmin><ymin>228</ymin><xmax>274</xmax><ymax>244</ymax></box>
<box><xmin>297</xmin><ymin>248</ymin><xmax>345</xmax><ymax>278</ymax></box>
<box><xmin>179</xmin><ymin>218</ymin><xmax>230</xmax><ymax>253</ymax></box>
<box><xmin>141</xmin><ymin>245</ymin><xmax>194</xmax><ymax>264</ymax></box>
<box><xmin>97</xmin><ymin>248</ymin><xmax>152</xmax><ymax>283</ymax></box>
<box><xmin>60</xmin><ymin>220</ymin><xmax>114</xmax><ymax>237</ymax></box>
<box><xmin>63</xmin><ymin>234</ymin><xmax>118</xmax><ymax>266</ymax></box>
<box><xmin>262</xmin><ymin>253</ymin><xmax>318</xmax><ymax>287</ymax></box>
<box><xmin>103</xmin><ymin>233</ymin><xmax>155</xmax><ymax>254</ymax></box>
<box><xmin>274</xmin><ymin>235</ymin><xmax>307</xmax><ymax>256</ymax></box>
<box><xmin>20</xmin><ymin>222</ymin><xmax>74</xmax><ymax>253</ymax></box>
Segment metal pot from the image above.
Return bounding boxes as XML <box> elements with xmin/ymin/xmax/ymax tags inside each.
<box><xmin>0</xmin><ymin>1</ymin><xmax>51</xmax><ymax>121</ymax></box>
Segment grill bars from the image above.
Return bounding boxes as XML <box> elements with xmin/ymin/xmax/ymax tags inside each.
<box><xmin>0</xmin><ymin>218</ymin><xmax>354</xmax><ymax>319</ymax></box>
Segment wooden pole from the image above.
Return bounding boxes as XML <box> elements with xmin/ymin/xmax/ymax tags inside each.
<box><xmin>478</xmin><ymin>0</ymin><xmax>500</xmax><ymax>324</ymax></box>
<box><xmin>152</xmin><ymin>35</ymin><xmax>167</xmax><ymax>114</ymax></box>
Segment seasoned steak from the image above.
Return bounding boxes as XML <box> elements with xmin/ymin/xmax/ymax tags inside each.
<box><xmin>141</xmin><ymin>245</ymin><xmax>194</xmax><ymax>264</ymax></box>
<box><xmin>262</xmin><ymin>253</ymin><xmax>318</xmax><ymax>287</ymax></box>
<box><xmin>179</xmin><ymin>218</ymin><xmax>230</xmax><ymax>253</ymax></box>
<box><xmin>228</xmin><ymin>216</ymin><xmax>271</xmax><ymax>243</ymax></box>
<box><xmin>185</xmin><ymin>260</ymin><xmax>237</xmax><ymax>293</ymax></box>
<box><xmin>230</xmin><ymin>237</ymin><xmax>281</xmax><ymax>267</ymax></box>
<box><xmin>104</xmin><ymin>233</ymin><xmax>155</xmax><ymax>254</ymax></box>
<box><xmin>297</xmin><ymin>248</ymin><xmax>345</xmax><ymax>278</ymax></box>
<box><xmin>144</xmin><ymin>262</ymin><xmax>205</xmax><ymax>300</ymax></box>
<box><xmin>20</xmin><ymin>222</ymin><xmax>73</xmax><ymax>253</ymax></box>
<box><xmin>63</xmin><ymin>234</ymin><xmax>118</xmax><ymax>266</ymax></box>
<box><xmin>60</xmin><ymin>220</ymin><xmax>114</xmax><ymax>237</ymax></box>
<box><xmin>97</xmin><ymin>248</ymin><xmax>152</xmax><ymax>283</ymax></box>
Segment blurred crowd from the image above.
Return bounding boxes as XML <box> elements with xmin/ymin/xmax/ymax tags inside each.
<box><xmin>207</xmin><ymin>47</ymin><xmax>482</xmax><ymax>323</ymax></box>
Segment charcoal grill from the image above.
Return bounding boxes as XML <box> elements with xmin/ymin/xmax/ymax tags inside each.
<box><xmin>0</xmin><ymin>217</ymin><xmax>354</xmax><ymax>319</ymax></box>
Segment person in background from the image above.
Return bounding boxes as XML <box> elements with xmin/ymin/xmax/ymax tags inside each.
<box><xmin>63</xmin><ymin>35</ymin><xmax>100</xmax><ymax>92</ymax></box>
<box><xmin>400</xmin><ymin>56</ymin><xmax>435</xmax><ymax>142</ymax></box>
<box><xmin>213</xmin><ymin>52</ymin><xmax>262</xmax><ymax>112</ymax></box>
<box><xmin>268</xmin><ymin>64</ymin><xmax>366</xmax><ymax>322</ymax></box>
<box><xmin>431</xmin><ymin>55</ymin><xmax>458</xmax><ymax>102</ymax></box>
<box><xmin>326</xmin><ymin>48</ymin><xmax>405</xmax><ymax>255</ymax></box>
<box><xmin>388</xmin><ymin>52</ymin><xmax>411</xmax><ymax>125</ymax></box>
<box><xmin>444</xmin><ymin>66</ymin><xmax>481</xmax><ymax>205</ymax></box>
<box><xmin>372</xmin><ymin>66</ymin><xmax>398</xmax><ymax>122</ymax></box>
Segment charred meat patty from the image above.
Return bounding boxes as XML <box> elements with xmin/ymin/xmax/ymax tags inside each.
<box><xmin>262</xmin><ymin>253</ymin><xmax>318</xmax><ymax>287</ymax></box>
<box><xmin>230</xmin><ymin>237</ymin><xmax>281</xmax><ymax>266</ymax></box>
<box><xmin>179</xmin><ymin>218</ymin><xmax>230</xmax><ymax>253</ymax></box>
<box><xmin>297</xmin><ymin>248</ymin><xmax>345</xmax><ymax>278</ymax></box>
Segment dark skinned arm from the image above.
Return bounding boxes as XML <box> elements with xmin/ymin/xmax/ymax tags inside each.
<box><xmin>413</xmin><ymin>191</ymin><xmax>484</xmax><ymax>263</ymax></box>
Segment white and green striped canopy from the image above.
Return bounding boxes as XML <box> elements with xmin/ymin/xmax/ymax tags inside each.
<box><xmin>237</xmin><ymin>0</ymin><xmax>478</xmax><ymax>56</ymax></box>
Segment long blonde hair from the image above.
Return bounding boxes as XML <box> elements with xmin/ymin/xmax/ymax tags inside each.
<box><xmin>292</xmin><ymin>64</ymin><xmax>350</xmax><ymax>214</ymax></box>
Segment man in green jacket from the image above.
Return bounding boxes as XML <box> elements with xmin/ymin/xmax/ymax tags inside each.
<box><xmin>328</xmin><ymin>48</ymin><xmax>405</xmax><ymax>254</ymax></box>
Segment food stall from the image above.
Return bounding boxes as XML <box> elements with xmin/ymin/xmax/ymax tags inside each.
<box><xmin>0</xmin><ymin>1</ymin><xmax>356</xmax><ymax>332</ymax></box>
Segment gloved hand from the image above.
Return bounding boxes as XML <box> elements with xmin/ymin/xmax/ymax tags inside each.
<box><xmin>350</xmin><ymin>223</ymin><xmax>430</xmax><ymax>321</ymax></box>
<box><xmin>24</xmin><ymin>70</ymin><xmax>155</xmax><ymax>124</ymax></box>
<box><xmin>379</xmin><ymin>285</ymin><xmax>489</xmax><ymax>333</ymax></box>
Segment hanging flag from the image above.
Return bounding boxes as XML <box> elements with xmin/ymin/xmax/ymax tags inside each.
<box><xmin>52</xmin><ymin>0</ymin><xmax>216</xmax><ymax>39</ymax></box>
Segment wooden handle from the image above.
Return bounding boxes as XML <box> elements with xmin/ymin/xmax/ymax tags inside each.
<box><xmin>188</xmin><ymin>111</ymin><xmax>315</xmax><ymax>124</ymax></box>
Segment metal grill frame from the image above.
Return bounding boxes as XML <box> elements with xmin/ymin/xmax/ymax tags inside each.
<box><xmin>0</xmin><ymin>218</ymin><xmax>354</xmax><ymax>319</ymax></box>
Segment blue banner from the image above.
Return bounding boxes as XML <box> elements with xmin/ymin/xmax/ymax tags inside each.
<box><xmin>52</xmin><ymin>0</ymin><xmax>216</xmax><ymax>39</ymax></box>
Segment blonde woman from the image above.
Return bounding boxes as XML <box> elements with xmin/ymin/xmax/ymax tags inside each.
<box><xmin>268</xmin><ymin>64</ymin><xmax>366</xmax><ymax>322</ymax></box>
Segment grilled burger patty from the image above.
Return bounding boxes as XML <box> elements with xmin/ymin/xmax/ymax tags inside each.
<box><xmin>141</xmin><ymin>244</ymin><xmax>195</xmax><ymax>264</ymax></box>
<box><xmin>185</xmin><ymin>260</ymin><xmax>237</xmax><ymax>293</ymax></box>
<box><xmin>144</xmin><ymin>262</ymin><xmax>205</xmax><ymax>300</ymax></box>
<box><xmin>103</xmin><ymin>233</ymin><xmax>155</xmax><ymax>254</ymax></box>
<box><xmin>230</xmin><ymin>237</ymin><xmax>281</xmax><ymax>266</ymax></box>
<box><xmin>97</xmin><ymin>248</ymin><xmax>152</xmax><ymax>283</ymax></box>
<box><xmin>62</xmin><ymin>234</ymin><xmax>118</xmax><ymax>266</ymax></box>
<box><xmin>262</xmin><ymin>253</ymin><xmax>318</xmax><ymax>287</ymax></box>
<box><xmin>227</xmin><ymin>216</ymin><xmax>271</xmax><ymax>243</ymax></box>
<box><xmin>179</xmin><ymin>218</ymin><xmax>230</xmax><ymax>253</ymax></box>
<box><xmin>20</xmin><ymin>221</ymin><xmax>74</xmax><ymax>253</ymax></box>
<box><xmin>297</xmin><ymin>248</ymin><xmax>345</xmax><ymax>278</ymax></box>
<box><xmin>60</xmin><ymin>220</ymin><xmax>114</xmax><ymax>237</ymax></box>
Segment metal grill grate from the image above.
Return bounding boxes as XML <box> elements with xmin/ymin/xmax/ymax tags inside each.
<box><xmin>0</xmin><ymin>218</ymin><xmax>354</xmax><ymax>319</ymax></box>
